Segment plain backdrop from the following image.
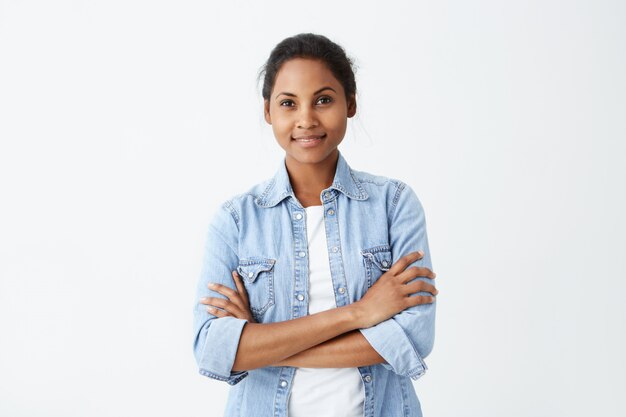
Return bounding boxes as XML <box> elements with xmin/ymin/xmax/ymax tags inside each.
<box><xmin>1</xmin><ymin>1</ymin><xmax>625</xmax><ymax>416</ymax></box>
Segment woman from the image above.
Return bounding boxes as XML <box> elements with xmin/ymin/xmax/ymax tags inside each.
<box><xmin>193</xmin><ymin>33</ymin><xmax>438</xmax><ymax>417</ymax></box>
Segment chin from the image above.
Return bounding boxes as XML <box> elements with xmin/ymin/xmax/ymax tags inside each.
<box><xmin>288</xmin><ymin>149</ymin><xmax>338</xmax><ymax>165</ymax></box>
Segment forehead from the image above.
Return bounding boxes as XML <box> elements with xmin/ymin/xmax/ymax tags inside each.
<box><xmin>272</xmin><ymin>58</ymin><xmax>344</xmax><ymax>96</ymax></box>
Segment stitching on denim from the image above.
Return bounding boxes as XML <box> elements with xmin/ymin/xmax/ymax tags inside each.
<box><xmin>347</xmin><ymin>168</ymin><xmax>369</xmax><ymax>199</ymax></box>
<box><xmin>199</xmin><ymin>368</ymin><xmax>248</xmax><ymax>385</ymax></box>
<box><xmin>360</xmin><ymin>244</ymin><xmax>391</xmax><ymax>254</ymax></box>
<box><xmin>257</xmin><ymin>176</ymin><xmax>276</xmax><ymax>206</ymax></box>
<box><xmin>237</xmin><ymin>258</ymin><xmax>276</xmax><ymax>316</ymax></box>
<box><xmin>389</xmin><ymin>181</ymin><xmax>406</xmax><ymax>221</ymax></box>
<box><xmin>399</xmin><ymin>374</ymin><xmax>409</xmax><ymax>417</ymax></box>
<box><xmin>223</xmin><ymin>200</ymin><xmax>241</xmax><ymax>226</ymax></box>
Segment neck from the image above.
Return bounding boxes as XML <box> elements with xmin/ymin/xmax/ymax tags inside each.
<box><xmin>285</xmin><ymin>151</ymin><xmax>339</xmax><ymax>207</ymax></box>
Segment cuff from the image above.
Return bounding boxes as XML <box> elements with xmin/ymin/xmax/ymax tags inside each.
<box><xmin>359</xmin><ymin>317</ymin><xmax>428</xmax><ymax>380</ymax></box>
<box><xmin>198</xmin><ymin>316</ymin><xmax>249</xmax><ymax>385</ymax></box>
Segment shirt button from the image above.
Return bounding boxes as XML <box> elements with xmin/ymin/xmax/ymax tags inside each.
<box><xmin>364</xmin><ymin>375</ymin><xmax>372</xmax><ymax>383</ymax></box>
<box><xmin>280</xmin><ymin>380</ymin><xmax>287</xmax><ymax>387</ymax></box>
<box><xmin>327</xmin><ymin>209</ymin><xmax>335</xmax><ymax>216</ymax></box>
<box><xmin>324</xmin><ymin>191</ymin><xmax>331</xmax><ymax>200</ymax></box>
<box><xmin>298</xmin><ymin>251</ymin><xmax>306</xmax><ymax>258</ymax></box>
<box><xmin>248</xmin><ymin>272</ymin><xmax>254</xmax><ymax>278</ymax></box>
<box><xmin>297</xmin><ymin>294</ymin><xmax>304</xmax><ymax>301</ymax></box>
<box><xmin>332</xmin><ymin>246</ymin><xmax>339</xmax><ymax>253</ymax></box>
<box><xmin>338</xmin><ymin>287</ymin><xmax>345</xmax><ymax>294</ymax></box>
<box><xmin>294</xmin><ymin>212</ymin><xmax>303</xmax><ymax>220</ymax></box>
<box><xmin>381</xmin><ymin>260</ymin><xmax>389</xmax><ymax>267</ymax></box>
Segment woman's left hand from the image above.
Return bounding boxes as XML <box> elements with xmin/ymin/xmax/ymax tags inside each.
<box><xmin>200</xmin><ymin>271</ymin><xmax>257</xmax><ymax>323</ymax></box>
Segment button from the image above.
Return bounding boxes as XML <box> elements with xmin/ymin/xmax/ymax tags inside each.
<box><xmin>338</xmin><ymin>287</ymin><xmax>345</xmax><ymax>294</ymax></box>
<box><xmin>327</xmin><ymin>209</ymin><xmax>335</xmax><ymax>216</ymax></box>
<box><xmin>323</xmin><ymin>191</ymin><xmax>331</xmax><ymax>200</ymax></box>
<box><xmin>280</xmin><ymin>380</ymin><xmax>287</xmax><ymax>387</ymax></box>
<box><xmin>294</xmin><ymin>212</ymin><xmax>303</xmax><ymax>220</ymax></box>
<box><xmin>382</xmin><ymin>260</ymin><xmax>389</xmax><ymax>267</ymax></box>
<box><xmin>297</xmin><ymin>294</ymin><xmax>304</xmax><ymax>301</ymax></box>
<box><xmin>248</xmin><ymin>272</ymin><xmax>254</xmax><ymax>278</ymax></box>
<box><xmin>332</xmin><ymin>246</ymin><xmax>339</xmax><ymax>253</ymax></box>
<box><xmin>364</xmin><ymin>375</ymin><xmax>372</xmax><ymax>383</ymax></box>
<box><xmin>298</xmin><ymin>251</ymin><xmax>306</xmax><ymax>258</ymax></box>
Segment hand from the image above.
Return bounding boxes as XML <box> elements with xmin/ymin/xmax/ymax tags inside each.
<box><xmin>354</xmin><ymin>251</ymin><xmax>438</xmax><ymax>329</ymax></box>
<box><xmin>199</xmin><ymin>271</ymin><xmax>257</xmax><ymax>323</ymax></box>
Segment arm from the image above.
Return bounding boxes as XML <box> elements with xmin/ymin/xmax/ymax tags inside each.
<box><xmin>205</xmin><ymin>252</ymin><xmax>437</xmax><ymax>370</ymax></box>
<box><xmin>193</xmin><ymin>203</ymin><xmax>250</xmax><ymax>385</ymax></box>
<box><xmin>270</xmin><ymin>329</ymin><xmax>386</xmax><ymax>368</ymax></box>
<box><xmin>357</xmin><ymin>183</ymin><xmax>436</xmax><ymax>380</ymax></box>
<box><xmin>195</xmin><ymin>199</ymin><xmax>433</xmax><ymax>383</ymax></box>
<box><xmin>232</xmin><ymin>305</ymin><xmax>362</xmax><ymax>371</ymax></box>
<box><xmin>193</xmin><ymin>202</ymin><xmax>367</xmax><ymax>384</ymax></box>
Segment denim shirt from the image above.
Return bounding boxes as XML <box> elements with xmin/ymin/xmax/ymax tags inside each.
<box><xmin>192</xmin><ymin>151</ymin><xmax>435</xmax><ymax>417</ymax></box>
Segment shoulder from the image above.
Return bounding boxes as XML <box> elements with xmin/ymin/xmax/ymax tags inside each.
<box><xmin>350</xmin><ymin>167</ymin><xmax>422</xmax><ymax>213</ymax></box>
<box><xmin>351</xmin><ymin>169</ymin><xmax>424</xmax><ymax>224</ymax></box>
<box><xmin>213</xmin><ymin>176</ymin><xmax>275</xmax><ymax>226</ymax></box>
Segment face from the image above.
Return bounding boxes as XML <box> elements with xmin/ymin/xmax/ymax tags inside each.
<box><xmin>264</xmin><ymin>58</ymin><xmax>356</xmax><ymax>168</ymax></box>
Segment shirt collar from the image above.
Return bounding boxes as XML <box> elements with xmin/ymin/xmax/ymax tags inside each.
<box><xmin>255</xmin><ymin>151</ymin><xmax>369</xmax><ymax>208</ymax></box>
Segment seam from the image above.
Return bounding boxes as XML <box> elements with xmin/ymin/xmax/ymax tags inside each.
<box><xmin>223</xmin><ymin>200</ymin><xmax>241</xmax><ymax>227</ymax></box>
<box><xmin>390</xmin><ymin>181</ymin><xmax>406</xmax><ymax>218</ymax></box>
<box><xmin>199</xmin><ymin>368</ymin><xmax>248</xmax><ymax>385</ymax></box>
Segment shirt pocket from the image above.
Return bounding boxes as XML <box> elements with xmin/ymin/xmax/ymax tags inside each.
<box><xmin>360</xmin><ymin>244</ymin><xmax>393</xmax><ymax>288</ymax></box>
<box><xmin>237</xmin><ymin>257</ymin><xmax>276</xmax><ymax>319</ymax></box>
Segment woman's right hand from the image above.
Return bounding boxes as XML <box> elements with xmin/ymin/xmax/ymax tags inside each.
<box><xmin>354</xmin><ymin>251</ymin><xmax>438</xmax><ymax>329</ymax></box>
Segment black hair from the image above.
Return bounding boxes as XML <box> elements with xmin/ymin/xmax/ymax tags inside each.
<box><xmin>258</xmin><ymin>33</ymin><xmax>357</xmax><ymax>103</ymax></box>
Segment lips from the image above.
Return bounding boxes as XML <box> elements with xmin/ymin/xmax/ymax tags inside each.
<box><xmin>292</xmin><ymin>134</ymin><xmax>326</xmax><ymax>141</ymax></box>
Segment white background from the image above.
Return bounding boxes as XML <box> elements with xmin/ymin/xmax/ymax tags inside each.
<box><xmin>1</xmin><ymin>1</ymin><xmax>625</xmax><ymax>416</ymax></box>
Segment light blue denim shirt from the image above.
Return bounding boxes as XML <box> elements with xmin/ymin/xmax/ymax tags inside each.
<box><xmin>192</xmin><ymin>151</ymin><xmax>435</xmax><ymax>417</ymax></box>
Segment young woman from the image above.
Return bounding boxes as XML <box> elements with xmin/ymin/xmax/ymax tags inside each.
<box><xmin>193</xmin><ymin>33</ymin><xmax>438</xmax><ymax>417</ymax></box>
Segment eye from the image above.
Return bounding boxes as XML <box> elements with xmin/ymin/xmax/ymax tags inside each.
<box><xmin>316</xmin><ymin>96</ymin><xmax>333</xmax><ymax>105</ymax></box>
<box><xmin>280</xmin><ymin>99</ymin><xmax>295</xmax><ymax>107</ymax></box>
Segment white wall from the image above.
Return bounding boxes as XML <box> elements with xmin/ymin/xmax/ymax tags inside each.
<box><xmin>1</xmin><ymin>1</ymin><xmax>624</xmax><ymax>416</ymax></box>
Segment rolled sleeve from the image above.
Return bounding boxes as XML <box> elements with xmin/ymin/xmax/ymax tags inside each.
<box><xmin>196</xmin><ymin>316</ymin><xmax>249</xmax><ymax>385</ymax></box>
<box><xmin>193</xmin><ymin>202</ymin><xmax>249</xmax><ymax>385</ymax></box>
<box><xmin>359</xmin><ymin>315</ymin><xmax>428</xmax><ymax>379</ymax></box>
<box><xmin>360</xmin><ymin>181</ymin><xmax>436</xmax><ymax>380</ymax></box>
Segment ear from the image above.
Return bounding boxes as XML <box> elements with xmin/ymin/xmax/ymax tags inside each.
<box><xmin>347</xmin><ymin>94</ymin><xmax>357</xmax><ymax>118</ymax></box>
<box><xmin>263</xmin><ymin>100</ymin><xmax>272</xmax><ymax>125</ymax></box>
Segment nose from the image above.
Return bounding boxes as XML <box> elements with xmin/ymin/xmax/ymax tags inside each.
<box><xmin>296</xmin><ymin>105</ymin><xmax>318</xmax><ymax>129</ymax></box>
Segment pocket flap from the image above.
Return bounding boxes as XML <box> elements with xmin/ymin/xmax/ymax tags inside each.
<box><xmin>361</xmin><ymin>245</ymin><xmax>392</xmax><ymax>271</ymax></box>
<box><xmin>237</xmin><ymin>258</ymin><xmax>276</xmax><ymax>283</ymax></box>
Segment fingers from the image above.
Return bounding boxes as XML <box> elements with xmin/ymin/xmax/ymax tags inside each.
<box><xmin>231</xmin><ymin>271</ymin><xmax>250</xmax><ymax>304</ymax></box>
<box><xmin>388</xmin><ymin>251</ymin><xmax>424</xmax><ymax>275</ymax></box>
<box><xmin>200</xmin><ymin>295</ymin><xmax>247</xmax><ymax>317</ymax></box>
<box><xmin>398</xmin><ymin>266</ymin><xmax>437</xmax><ymax>283</ymax></box>
<box><xmin>402</xmin><ymin>279</ymin><xmax>438</xmax><ymax>297</ymax></box>
<box><xmin>205</xmin><ymin>306</ymin><xmax>233</xmax><ymax>318</ymax></box>
<box><xmin>406</xmin><ymin>294</ymin><xmax>437</xmax><ymax>307</ymax></box>
<box><xmin>206</xmin><ymin>280</ymin><xmax>247</xmax><ymax>311</ymax></box>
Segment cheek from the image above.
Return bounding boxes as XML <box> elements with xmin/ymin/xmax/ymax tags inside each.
<box><xmin>272</xmin><ymin>119</ymin><xmax>291</xmax><ymax>138</ymax></box>
<box><xmin>326</xmin><ymin>112</ymin><xmax>348</xmax><ymax>133</ymax></box>
<box><xmin>268</xmin><ymin>109</ymin><xmax>291</xmax><ymax>134</ymax></box>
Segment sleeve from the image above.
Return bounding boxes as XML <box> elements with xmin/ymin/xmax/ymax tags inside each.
<box><xmin>192</xmin><ymin>201</ymin><xmax>249</xmax><ymax>385</ymax></box>
<box><xmin>358</xmin><ymin>182</ymin><xmax>436</xmax><ymax>380</ymax></box>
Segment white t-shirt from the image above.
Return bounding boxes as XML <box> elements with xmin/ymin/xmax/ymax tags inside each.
<box><xmin>287</xmin><ymin>205</ymin><xmax>365</xmax><ymax>417</ymax></box>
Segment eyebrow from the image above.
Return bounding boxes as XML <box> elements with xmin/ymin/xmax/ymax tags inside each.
<box><xmin>275</xmin><ymin>86</ymin><xmax>337</xmax><ymax>100</ymax></box>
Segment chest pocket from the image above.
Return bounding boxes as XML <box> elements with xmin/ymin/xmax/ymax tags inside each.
<box><xmin>237</xmin><ymin>257</ymin><xmax>276</xmax><ymax>319</ymax></box>
<box><xmin>361</xmin><ymin>245</ymin><xmax>393</xmax><ymax>288</ymax></box>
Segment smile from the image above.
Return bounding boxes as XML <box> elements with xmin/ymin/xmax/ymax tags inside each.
<box><xmin>291</xmin><ymin>134</ymin><xmax>326</xmax><ymax>148</ymax></box>
<box><xmin>292</xmin><ymin>134</ymin><xmax>326</xmax><ymax>142</ymax></box>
